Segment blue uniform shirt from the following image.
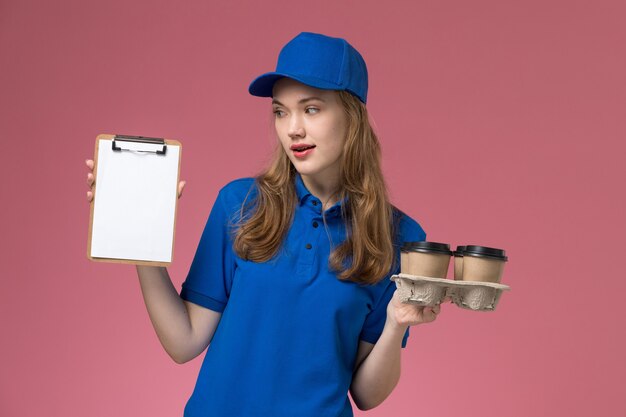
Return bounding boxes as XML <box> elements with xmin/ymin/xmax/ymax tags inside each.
<box><xmin>180</xmin><ymin>173</ymin><xmax>426</xmax><ymax>417</ymax></box>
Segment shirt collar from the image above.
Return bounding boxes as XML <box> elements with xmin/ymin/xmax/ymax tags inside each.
<box><xmin>295</xmin><ymin>172</ymin><xmax>312</xmax><ymax>204</ymax></box>
<box><xmin>294</xmin><ymin>173</ymin><xmax>348</xmax><ymax>216</ymax></box>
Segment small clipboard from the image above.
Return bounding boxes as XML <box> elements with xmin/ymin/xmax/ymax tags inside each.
<box><xmin>87</xmin><ymin>133</ymin><xmax>182</xmax><ymax>266</ymax></box>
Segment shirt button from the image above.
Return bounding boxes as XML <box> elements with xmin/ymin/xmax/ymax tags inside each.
<box><xmin>312</xmin><ymin>221</ymin><xmax>319</xmax><ymax>228</ymax></box>
<box><xmin>305</xmin><ymin>243</ymin><xmax>312</xmax><ymax>249</ymax></box>
<box><xmin>312</xmin><ymin>200</ymin><xmax>318</xmax><ymax>206</ymax></box>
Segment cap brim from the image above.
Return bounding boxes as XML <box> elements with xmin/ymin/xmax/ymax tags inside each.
<box><xmin>248</xmin><ymin>72</ymin><xmax>342</xmax><ymax>98</ymax></box>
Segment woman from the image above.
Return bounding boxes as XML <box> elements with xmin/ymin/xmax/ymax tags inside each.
<box><xmin>86</xmin><ymin>32</ymin><xmax>443</xmax><ymax>417</ymax></box>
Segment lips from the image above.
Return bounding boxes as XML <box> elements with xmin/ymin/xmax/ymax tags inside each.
<box><xmin>290</xmin><ymin>143</ymin><xmax>316</xmax><ymax>152</ymax></box>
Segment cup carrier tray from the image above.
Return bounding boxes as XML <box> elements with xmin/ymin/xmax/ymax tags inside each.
<box><xmin>391</xmin><ymin>273</ymin><xmax>511</xmax><ymax>311</ymax></box>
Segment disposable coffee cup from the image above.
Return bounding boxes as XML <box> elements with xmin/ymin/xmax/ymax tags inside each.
<box><xmin>453</xmin><ymin>245</ymin><xmax>466</xmax><ymax>280</ymax></box>
<box><xmin>401</xmin><ymin>241</ymin><xmax>453</xmax><ymax>278</ymax></box>
<box><xmin>461</xmin><ymin>245</ymin><xmax>508</xmax><ymax>283</ymax></box>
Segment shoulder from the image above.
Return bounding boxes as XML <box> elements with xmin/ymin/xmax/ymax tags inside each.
<box><xmin>215</xmin><ymin>177</ymin><xmax>258</xmax><ymax>216</ymax></box>
<box><xmin>391</xmin><ymin>205</ymin><xmax>427</xmax><ymax>244</ymax></box>
<box><xmin>218</xmin><ymin>177</ymin><xmax>257</xmax><ymax>198</ymax></box>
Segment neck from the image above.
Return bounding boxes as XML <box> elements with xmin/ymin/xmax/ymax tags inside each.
<box><xmin>300</xmin><ymin>172</ymin><xmax>341</xmax><ymax>210</ymax></box>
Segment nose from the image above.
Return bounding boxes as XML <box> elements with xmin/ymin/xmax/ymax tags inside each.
<box><xmin>287</xmin><ymin>114</ymin><xmax>305</xmax><ymax>139</ymax></box>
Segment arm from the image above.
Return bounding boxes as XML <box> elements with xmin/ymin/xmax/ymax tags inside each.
<box><xmin>350</xmin><ymin>290</ymin><xmax>443</xmax><ymax>410</ymax></box>
<box><xmin>86</xmin><ymin>159</ymin><xmax>221</xmax><ymax>364</ymax></box>
<box><xmin>133</xmin><ymin>181</ymin><xmax>223</xmax><ymax>364</ymax></box>
<box><xmin>137</xmin><ymin>265</ymin><xmax>221</xmax><ymax>364</ymax></box>
<box><xmin>349</xmin><ymin>318</ymin><xmax>407</xmax><ymax>411</ymax></box>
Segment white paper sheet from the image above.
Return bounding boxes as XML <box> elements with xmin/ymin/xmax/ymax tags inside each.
<box><xmin>90</xmin><ymin>138</ymin><xmax>180</xmax><ymax>263</ymax></box>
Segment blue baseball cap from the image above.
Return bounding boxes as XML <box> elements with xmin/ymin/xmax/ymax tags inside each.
<box><xmin>248</xmin><ymin>32</ymin><xmax>369</xmax><ymax>104</ymax></box>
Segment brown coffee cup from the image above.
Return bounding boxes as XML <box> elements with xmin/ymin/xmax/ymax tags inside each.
<box><xmin>401</xmin><ymin>241</ymin><xmax>453</xmax><ymax>278</ymax></box>
<box><xmin>461</xmin><ymin>245</ymin><xmax>508</xmax><ymax>283</ymax></box>
<box><xmin>453</xmin><ymin>245</ymin><xmax>466</xmax><ymax>280</ymax></box>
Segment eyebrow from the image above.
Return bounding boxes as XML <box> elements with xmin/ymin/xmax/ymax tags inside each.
<box><xmin>271</xmin><ymin>96</ymin><xmax>326</xmax><ymax>106</ymax></box>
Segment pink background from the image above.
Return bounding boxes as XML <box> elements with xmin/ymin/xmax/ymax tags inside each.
<box><xmin>1</xmin><ymin>0</ymin><xmax>624</xmax><ymax>416</ymax></box>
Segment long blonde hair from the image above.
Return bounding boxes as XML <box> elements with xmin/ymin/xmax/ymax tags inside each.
<box><xmin>232</xmin><ymin>90</ymin><xmax>399</xmax><ymax>285</ymax></box>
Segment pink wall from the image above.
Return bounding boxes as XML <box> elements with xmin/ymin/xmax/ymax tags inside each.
<box><xmin>1</xmin><ymin>0</ymin><xmax>624</xmax><ymax>416</ymax></box>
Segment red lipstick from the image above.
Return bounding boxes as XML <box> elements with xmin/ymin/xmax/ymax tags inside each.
<box><xmin>290</xmin><ymin>143</ymin><xmax>316</xmax><ymax>158</ymax></box>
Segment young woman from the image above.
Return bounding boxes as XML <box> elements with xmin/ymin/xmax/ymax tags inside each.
<box><xmin>86</xmin><ymin>32</ymin><xmax>444</xmax><ymax>417</ymax></box>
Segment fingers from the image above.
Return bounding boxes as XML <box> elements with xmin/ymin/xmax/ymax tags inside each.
<box><xmin>421</xmin><ymin>304</ymin><xmax>441</xmax><ymax>323</ymax></box>
<box><xmin>424</xmin><ymin>305</ymin><xmax>440</xmax><ymax>316</ymax></box>
<box><xmin>425</xmin><ymin>308</ymin><xmax>438</xmax><ymax>322</ymax></box>
<box><xmin>86</xmin><ymin>159</ymin><xmax>94</xmax><ymax>203</ymax></box>
<box><xmin>177</xmin><ymin>181</ymin><xmax>186</xmax><ymax>199</ymax></box>
<box><xmin>83</xmin><ymin>158</ymin><xmax>186</xmax><ymax>203</ymax></box>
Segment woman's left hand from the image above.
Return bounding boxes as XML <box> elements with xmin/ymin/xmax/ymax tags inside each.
<box><xmin>386</xmin><ymin>290</ymin><xmax>449</xmax><ymax>327</ymax></box>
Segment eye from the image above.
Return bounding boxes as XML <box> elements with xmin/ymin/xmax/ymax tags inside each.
<box><xmin>305</xmin><ymin>107</ymin><xmax>319</xmax><ymax>114</ymax></box>
<box><xmin>273</xmin><ymin>109</ymin><xmax>285</xmax><ymax>118</ymax></box>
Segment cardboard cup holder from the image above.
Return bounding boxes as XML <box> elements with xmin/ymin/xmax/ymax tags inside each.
<box><xmin>391</xmin><ymin>273</ymin><xmax>510</xmax><ymax>311</ymax></box>
<box><xmin>399</xmin><ymin>242</ymin><xmax>510</xmax><ymax>312</ymax></box>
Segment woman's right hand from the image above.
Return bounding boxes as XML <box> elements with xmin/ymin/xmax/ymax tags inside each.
<box><xmin>85</xmin><ymin>159</ymin><xmax>186</xmax><ymax>202</ymax></box>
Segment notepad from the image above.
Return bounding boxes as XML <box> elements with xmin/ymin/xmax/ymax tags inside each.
<box><xmin>87</xmin><ymin>134</ymin><xmax>182</xmax><ymax>265</ymax></box>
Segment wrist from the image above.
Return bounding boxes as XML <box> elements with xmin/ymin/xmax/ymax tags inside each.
<box><xmin>384</xmin><ymin>314</ymin><xmax>409</xmax><ymax>335</ymax></box>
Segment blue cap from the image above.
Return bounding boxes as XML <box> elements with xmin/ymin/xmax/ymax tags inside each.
<box><xmin>248</xmin><ymin>32</ymin><xmax>369</xmax><ymax>104</ymax></box>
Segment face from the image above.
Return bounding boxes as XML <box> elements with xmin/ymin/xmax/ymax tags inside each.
<box><xmin>271</xmin><ymin>78</ymin><xmax>348</xmax><ymax>184</ymax></box>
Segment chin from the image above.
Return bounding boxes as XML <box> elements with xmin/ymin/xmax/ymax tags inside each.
<box><xmin>291</xmin><ymin>162</ymin><xmax>320</xmax><ymax>176</ymax></box>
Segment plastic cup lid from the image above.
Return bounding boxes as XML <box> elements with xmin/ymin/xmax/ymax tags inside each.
<box><xmin>401</xmin><ymin>241</ymin><xmax>453</xmax><ymax>255</ymax></box>
<box><xmin>463</xmin><ymin>245</ymin><xmax>508</xmax><ymax>261</ymax></box>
